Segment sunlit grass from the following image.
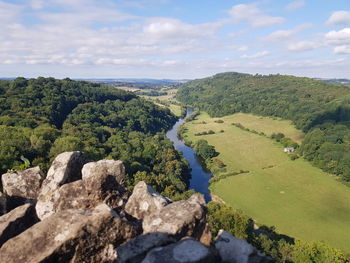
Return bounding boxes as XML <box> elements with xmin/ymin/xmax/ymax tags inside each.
<box><xmin>183</xmin><ymin>112</ymin><xmax>350</xmax><ymax>252</ymax></box>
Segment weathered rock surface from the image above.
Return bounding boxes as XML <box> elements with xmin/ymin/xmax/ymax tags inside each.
<box><xmin>82</xmin><ymin>159</ymin><xmax>125</xmax><ymax>184</ymax></box>
<box><xmin>125</xmin><ymin>181</ymin><xmax>170</xmax><ymax>220</ymax></box>
<box><xmin>198</xmin><ymin>222</ymin><xmax>212</xmax><ymax>247</ymax></box>
<box><xmin>53</xmin><ymin>170</ymin><xmax>129</xmax><ymax>214</ymax></box>
<box><xmin>36</xmin><ymin>151</ymin><xmax>86</xmax><ymax>220</ymax></box>
<box><xmin>0</xmin><ymin>204</ymin><xmax>139</xmax><ymax>263</ymax></box>
<box><xmin>0</xmin><ymin>154</ymin><xmax>271</xmax><ymax>263</ymax></box>
<box><xmin>0</xmin><ymin>192</ymin><xmax>6</xmax><ymax>216</ymax></box>
<box><xmin>115</xmin><ymin>232</ymin><xmax>176</xmax><ymax>263</ymax></box>
<box><xmin>141</xmin><ymin>238</ymin><xmax>215</xmax><ymax>263</ymax></box>
<box><xmin>1</xmin><ymin>167</ymin><xmax>44</xmax><ymax>200</ymax></box>
<box><xmin>143</xmin><ymin>194</ymin><xmax>207</xmax><ymax>240</ymax></box>
<box><xmin>0</xmin><ymin>203</ymin><xmax>39</xmax><ymax>247</ymax></box>
<box><xmin>215</xmin><ymin>230</ymin><xmax>272</xmax><ymax>263</ymax></box>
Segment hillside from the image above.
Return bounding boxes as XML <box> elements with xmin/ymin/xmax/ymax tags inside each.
<box><xmin>177</xmin><ymin>72</ymin><xmax>350</xmax><ymax>131</ymax></box>
<box><xmin>177</xmin><ymin>72</ymin><xmax>350</xmax><ymax>181</ymax></box>
<box><xmin>0</xmin><ymin>77</ymin><xmax>189</xmax><ymax>198</ymax></box>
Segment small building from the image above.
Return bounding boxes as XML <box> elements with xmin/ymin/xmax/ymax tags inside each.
<box><xmin>284</xmin><ymin>147</ymin><xmax>295</xmax><ymax>153</ymax></box>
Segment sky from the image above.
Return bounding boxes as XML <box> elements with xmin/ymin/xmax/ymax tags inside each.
<box><xmin>0</xmin><ymin>0</ymin><xmax>350</xmax><ymax>79</ymax></box>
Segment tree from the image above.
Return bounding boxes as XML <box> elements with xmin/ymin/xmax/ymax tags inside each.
<box><xmin>194</xmin><ymin>139</ymin><xmax>218</xmax><ymax>159</ymax></box>
<box><xmin>207</xmin><ymin>202</ymin><xmax>253</xmax><ymax>239</ymax></box>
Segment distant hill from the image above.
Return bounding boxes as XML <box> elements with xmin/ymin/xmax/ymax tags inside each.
<box><xmin>177</xmin><ymin>72</ymin><xmax>350</xmax><ymax>131</ymax></box>
<box><xmin>315</xmin><ymin>78</ymin><xmax>350</xmax><ymax>86</ymax></box>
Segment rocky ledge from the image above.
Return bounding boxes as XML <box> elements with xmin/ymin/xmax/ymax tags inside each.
<box><xmin>0</xmin><ymin>151</ymin><xmax>271</xmax><ymax>263</ymax></box>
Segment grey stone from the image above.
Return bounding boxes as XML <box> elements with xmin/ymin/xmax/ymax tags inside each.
<box><xmin>0</xmin><ymin>203</ymin><xmax>39</xmax><ymax>247</ymax></box>
<box><xmin>141</xmin><ymin>238</ymin><xmax>214</xmax><ymax>263</ymax></box>
<box><xmin>143</xmin><ymin>194</ymin><xmax>206</xmax><ymax>239</ymax></box>
<box><xmin>0</xmin><ymin>204</ymin><xmax>139</xmax><ymax>263</ymax></box>
<box><xmin>82</xmin><ymin>159</ymin><xmax>125</xmax><ymax>185</ymax></box>
<box><xmin>53</xmin><ymin>170</ymin><xmax>129</xmax><ymax>214</ymax></box>
<box><xmin>115</xmin><ymin>232</ymin><xmax>176</xmax><ymax>263</ymax></box>
<box><xmin>1</xmin><ymin>167</ymin><xmax>44</xmax><ymax>200</ymax></box>
<box><xmin>36</xmin><ymin>151</ymin><xmax>86</xmax><ymax>220</ymax></box>
<box><xmin>215</xmin><ymin>230</ymin><xmax>272</xmax><ymax>263</ymax></box>
<box><xmin>125</xmin><ymin>181</ymin><xmax>170</xmax><ymax>220</ymax></box>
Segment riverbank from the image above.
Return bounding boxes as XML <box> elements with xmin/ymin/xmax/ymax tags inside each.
<box><xmin>166</xmin><ymin>108</ymin><xmax>212</xmax><ymax>202</ymax></box>
<box><xmin>181</xmin><ymin>111</ymin><xmax>350</xmax><ymax>253</ymax></box>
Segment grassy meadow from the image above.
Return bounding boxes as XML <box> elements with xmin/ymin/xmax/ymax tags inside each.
<box><xmin>140</xmin><ymin>88</ymin><xmax>183</xmax><ymax>117</ymax></box>
<box><xmin>183</xmin><ymin>112</ymin><xmax>350</xmax><ymax>252</ymax></box>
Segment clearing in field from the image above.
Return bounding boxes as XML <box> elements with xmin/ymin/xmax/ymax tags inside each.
<box><xmin>183</xmin><ymin>112</ymin><xmax>350</xmax><ymax>252</ymax></box>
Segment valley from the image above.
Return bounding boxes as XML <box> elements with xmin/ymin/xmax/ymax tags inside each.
<box><xmin>181</xmin><ymin>111</ymin><xmax>350</xmax><ymax>252</ymax></box>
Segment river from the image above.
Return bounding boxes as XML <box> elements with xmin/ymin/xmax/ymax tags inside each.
<box><xmin>166</xmin><ymin>108</ymin><xmax>212</xmax><ymax>202</ymax></box>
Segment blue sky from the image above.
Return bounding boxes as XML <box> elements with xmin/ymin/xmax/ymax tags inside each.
<box><xmin>0</xmin><ymin>0</ymin><xmax>350</xmax><ymax>79</ymax></box>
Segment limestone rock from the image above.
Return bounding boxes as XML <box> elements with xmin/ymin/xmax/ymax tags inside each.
<box><xmin>1</xmin><ymin>167</ymin><xmax>44</xmax><ymax>200</ymax></box>
<box><xmin>143</xmin><ymin>194</ymin><xmax>206</xmax><ymax>240</ymax></box>
<box><xmin>125</xmin><ymin>181</ymin><xmax>170</xmax><ymax>220</ymax></box>
<box><xmin>115</xmin><ymin>232</ymin><xmax>176</xmax><ymax>263</ymax></box>
<box><xmin>0</xmin><ymin>203</ymin><xmax>39</xmax><ymax>247</ymax></box>
<box><xmin>0</xmin><ymin>192</ymin><xmax>6</xmax><ymax>216</ymax></box>
<box><xmin>141</xmin><ymin>238</ymin><xmax>215</xmax><ymax>263</ymax></box>
<box><xmin>36</xmin><ymin>151</ymin><xmax>85</xmax><ymax>220</ymax></box>
<box><xmin>214</xmin><ymin>230</ymin><xmax>272</xmax><ymax>263</ymax></box>
<box><xmin>82</xmin><ymin>159</ymin><xmax>125</xmax><ymax>184</ymax></box>
<box><xmin>53</xmin><ymin>171</ymin><xmax>129</xmax><ymax>214</ymax></box>
<box><xmin>0</xmin><ymin>204</ymin><xmax>139</xmax><ymax>263</ymax></box>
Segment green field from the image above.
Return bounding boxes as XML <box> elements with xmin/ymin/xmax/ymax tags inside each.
<box><xmin>140</xmin><ymin>89</ymin><xmax>183</xmax><ymax>116</ymax></box>
<box><xmin>224</xmin><ymin>112</ymin><xmax>305</xmax><ymax>144</ymax></box>
<box><xmin>183</xmin><ymin>112</ymin><xmax>350</xmax><ymax>252</ymax></box>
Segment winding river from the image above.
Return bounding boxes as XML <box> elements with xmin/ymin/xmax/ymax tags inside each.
<box><xmin>166</xmin><ymin>108</ymin><xmax>212</xmax><ymax>202</ymax></box>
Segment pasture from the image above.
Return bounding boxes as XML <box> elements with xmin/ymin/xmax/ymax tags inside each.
<box><xmin>183</xmin><ymin>112</ymin><xmax>350</xmax><ymax>252</ymax></box>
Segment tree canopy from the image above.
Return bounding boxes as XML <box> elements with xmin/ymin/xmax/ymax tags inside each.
<box><xmin>0</xmin><ymin>77</ymin><xmax>189</xmax><ymax>196</ymax></box>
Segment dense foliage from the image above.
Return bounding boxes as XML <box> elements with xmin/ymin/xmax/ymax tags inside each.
<box><xmin>207</xmin><ymin>202</ymin><xmax>350</xmax><ymax>263</ymax></box>
<box><xmin>0</xmin><ymin>77</ymin><xmax>190</xmax><ymax>196</ymax></box>
<box><xmin>177</xmin><ymin>72</ymin><xmax>350</xmax><ymax>181</ymax></box>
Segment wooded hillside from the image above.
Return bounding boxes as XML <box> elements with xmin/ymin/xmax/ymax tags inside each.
<box><xmin>177</xmin><ymin>72</ymin><xmax>350</xmax><ymax>181</ymax></box>
<box><xmin>0</xmin><ymin>77</ymin><xmax>189</xmax><ymax>196</ymax></box>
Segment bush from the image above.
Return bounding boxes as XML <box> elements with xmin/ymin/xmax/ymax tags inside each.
<box><xmin>207</xmin><ymin>202</ymin><xmax>253</xmax><ymax>239</ymax></box>
<box><xmin>214</xmin><ymin>119</ymin><xmax>224</xmax><ymax>123</ymax></box>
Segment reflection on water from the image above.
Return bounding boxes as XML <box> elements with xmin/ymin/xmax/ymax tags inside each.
<box><xmin>166</xmin><ymin>108</ymin><xmax>212</xmax><ymax>202</ymax></box>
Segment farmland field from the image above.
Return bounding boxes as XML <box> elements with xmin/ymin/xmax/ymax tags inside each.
<box><xmin>183</xmin><ymin>112</ymin><xmax>350</xmax><ymax>252</ymax></box>
<box><xmin>140</xmin><ymin>88</ymin><xmax>183</xmax><ymax>116</ymax></box>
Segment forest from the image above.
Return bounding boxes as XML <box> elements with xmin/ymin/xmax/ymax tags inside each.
<box><xmin>177</xmin><ymin>72</ymin><xmax>350</xmax><ymax>181</ymax></box>
<box><xmin>0</xmin><ymin>77</ymin><xmax>190</xmax><ymax>197</ymax></box>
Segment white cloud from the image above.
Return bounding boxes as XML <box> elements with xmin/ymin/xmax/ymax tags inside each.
<box><xmin>325</xmin><ymin>28</ymin><xmax>350</xmax><ymax>44</ymax></box>
<box><xmin>288</xmin><ymin>41</ymin><xmax>320</xmax><ymax>51</ymax></box>
<box><xmin>262</xmin><ymin>24</ymin><xmax>312</xmax><ymax>43</ymax></box>
<box><xmin>285</xmin><ymin>0</ymin><xmax>305</xmax><ymax>11</ymax></box>
<box><xmin>334</xmin><ymin>45</ymin><xmax>350</xmax><ymax>54</ymax></box>
<box><xmin>0</xmin><ymin>1</ymin><xmax>22</xmax><ymax>23</ymax></box>
<box><xmin>143</xmin><ymin>18</ymin><xmax>219</xmax><ymax>39</ymax></box>
<box><xmin>241</xmin><ymin>51</ymin><xmax>270</xmax><ymax>59</ymax></box>
<box><xmin>237</xmin><ymin>46</ymin><xmax>249</xmax><ymax>52</ymax></box>
<box><xmin>38</xmin><ymin>8</ymin><xmax>133</xmax><ymax>26</ymax></box>
<box><xmin>228</xmin><ymin>3</ymin><xmax>284</xmax><ymax>27</ymax></box>
<box><xmin>326</xmin><ymin>11</ymin><xmax>350</xmax><ymax>26</ymax></box>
